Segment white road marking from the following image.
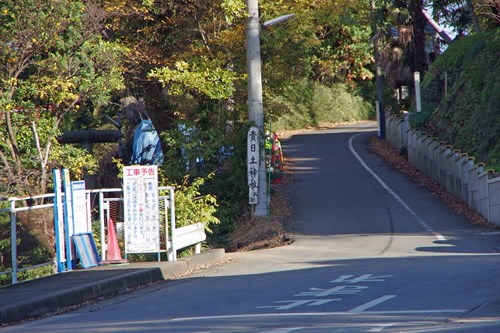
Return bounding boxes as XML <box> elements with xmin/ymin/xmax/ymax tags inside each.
<box><xmin>364</xmin><ymin>309</ymin><xmax>467</xmax><ymax>314</ymax></box>
<box><xmin>368</xmin><ymin>323</ymin><xmax>398</xmax><ymax>332</ymax></box>
<box><xmin>348</xmin><ymin>134</ymin><xmax>446</xmax><ymax>242</ymax></box>
<box><xmin>295</xmin><ymin>285</ymin><xmax>368</xmax><ymax>297</ymax></box>
<box><xmin>170</xmin><ymin>308</ymin><xmax>466</xmax><ymax>322</ymax></box>
<box><xmin>257</xmin><ymin>299</ymin><xmax>341</xmax><ymax>310</ymax></box>
<box><xmin>263</xmin><ymin>328</ymin><xmax>305</xmax><ymax>333</ymax></box>
<box><xmin>331</xmin><ymin>274</ymin><xmax>393</xmax><ymax>284</ymax></box>
<box><xmin>348</xmin><ymin>295</ymin><xmax>396</xmax><ymax>313</ymax></box>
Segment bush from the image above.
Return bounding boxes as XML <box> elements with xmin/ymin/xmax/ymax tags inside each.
<box><xmin>312</xmin><ymin>83</ymin><xmax>373</xmax><ymax>124</ymax></box>
<box><xmin>269</xmin><ymin>80</ymin><xmax>374</xmax><ymax>130</ymax></box>
<box><xmin>0</xmin><ymin>209</ymin><xmax>54</xmax><ymax>286</ymax></box>
<box><xmin>166</xmin><ymin>174</ymin><xmax>220</xmax><ymax>232</ymax></box>
<box><xmin>208</xmin><ymin>122</ymin><xmax>253</xmax><ymax>247</ymax></box>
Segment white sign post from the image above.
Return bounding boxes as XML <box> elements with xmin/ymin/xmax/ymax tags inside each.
<box><xmin>247</xmin><ymin>126</ymin><xmax>260</xmax><ymax>204</ymax></box>
<box><xmin>71</xmin><ymin>180</ymin><xmax>89</xmax><ymax>234</ymax></box>
<box><xmin>123</xmin><ymin>166</ymin><xmax>160</xmax><ymax>254</ymax></box>
<box><xmin>414</xmin><ymin>71</ymin><xmax>422</xmax><ymax>113</ymax></box>
<box><xmin>53</xmin><ymin>169</ymin><xmax>66</xmax><ymax>272</ymax></box>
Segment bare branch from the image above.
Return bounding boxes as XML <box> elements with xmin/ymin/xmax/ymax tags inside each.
<box><xmin>31</xmin><ymin>121</ymin><xmax>45</xmax><ymax>167</ymax></box>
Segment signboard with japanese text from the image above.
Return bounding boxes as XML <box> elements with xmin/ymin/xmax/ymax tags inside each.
<box><xmin>71</xmin><ymin>181</ymin><xmax>89</xmax><ymax>234</ymax></box>
<box><xmin>247</xmin><ymin>126</ymin><xmax>260</xmax><ymax>204</ymax></box>
<box><xmin>123</xmin><ymin>165</ymin><xmax>160</xmax><ymax>253</ymax></box>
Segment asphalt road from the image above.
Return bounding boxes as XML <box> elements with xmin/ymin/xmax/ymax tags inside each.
<box><xmin>4</xmin><ymin>124</ymin><xmax>500</xmax><ymax>333</ymax></box>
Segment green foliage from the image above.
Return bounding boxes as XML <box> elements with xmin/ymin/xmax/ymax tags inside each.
<box><xmin>160</xmin><ymin>121</ymin><xmax>252</xmax><ymax>248</ymax></box>
<box><xmin>91</xmin><ymin>219</ymin><xmax>102</xmax><ymax>256</ymax></box>
<box><xmin>221</xmin><ymin>0</ymin><xmax>246</xmax><ymax>24</ymax></box>
<box><xmin>268</xmin><ymin>80</ymin><xmax>315</xmax><ymax>130</ymax></box>
<box><xmin>0</xmin><ymin>209</ymin><xmax>54</xmax><ymax>286</ymax></box>
<box><xmin>0</xmin><ymin>0</ymin><xmax>382</xmax><ymax>260</ymax></box>
<box><xmin>159</xmin><ymin>121</ymin><xmax>230</xmax><ymax>181</ymax></box>
<box><xmin>16</xmin><ymin>264</ymin><xmax>54</xmax><ymax>284</ymax></box>
<box><xmin>50</xmin><ymin>145</ymin><xmax>99</xmax><ymax>180</ymax></box>
<box><xmin>0</xmin><ymin>111</ymin><xmax>98</xmax><ymax>184</ymax></box>
<box><xmin>0</xmin><ymin>211</ymin><xmax>10</xmax><ymax>275</ymax></box>
<box><xmin>0</xmin><ymin>0</ymin><xmax>126</xmax><ymax>196</ymax></box>
<box><xmin>259</xmin><ymin>1</ymin><xmax>374</xmax><ymax>90</ymax></box>
<box><xmin>430</xmin><ymin>0</ymin><xmax>499</xmax><ymax>36</ymax></box>
<box><xmin>414</xmin><ymin>28</ymin><xmax>500</xmax><ymax>170</ymax></box>
<box><xmin>162</xmin><ymin>174</ymin><xmax>220</xmax><ymax>233</ymax></box>
<box><xmin>1</xmin><ymin>264</ymin><xmax>54</xmax><ymax>286</ymax></box>
<box><xmin>149</xmin><ymin>58</ymin><xmax>243</xmax><ymax>100</ymax></box>
<box><xmin>312</xmin><ymin>83</ymin><xmax>374</xmax><ymax>124</ymax></box>
<box><xmin>270</xmin><ymin>80</ymin><xmax>374</xmax><ymax>130</ymax></box>
<box><xmin>208</xmin><ymin>122</ymin><xmax>252</xmax><ymax>247</ymax></box>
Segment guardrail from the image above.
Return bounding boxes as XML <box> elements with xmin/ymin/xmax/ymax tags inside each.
<box><xmin>385</xmin><ymin>112</ymin><xmax>500</xmax><ymax>226</ymax></box>
<box><xmin>0</xmin><ymin>193</ymin><xmax>57</xmax><ymax>284</ymax></box>
<box><xmin>0</xmin><ymin>186</ymin><xmax>206</xmax><ymax>285</ymax></box>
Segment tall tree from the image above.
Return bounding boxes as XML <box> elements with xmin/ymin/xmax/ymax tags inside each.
<box><xmin>431</xmin><ymin>0</ymin><xmax>499</xmax><ymax>36</ymax></box>
<box><xmin>0</xmin><ymin>0</ymin><xmax>126</xmax><ymax>195</ymax></box>
<box><xmin>410</xmin><ymin>0</ymin><xmax>428</xmax><ymax>74</ymax></box>
<box><xmin>370</xmin><ymin>0</ymin><xmax>386</xmax><ymax>137</ymax></box>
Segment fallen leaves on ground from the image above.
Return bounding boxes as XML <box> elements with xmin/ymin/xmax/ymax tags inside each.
<box><xmin>368</xmin><ymin>136</ymin><xmax>496</xmax><ymax>229</ymax></box>
<box><xmin>228</xmin><ymin>181</ymin><xmax>292</xmax><ymax>252</ymax></box>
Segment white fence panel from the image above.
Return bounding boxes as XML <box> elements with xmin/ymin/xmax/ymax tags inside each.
<box><xmin>171</xmin><ymin>223</ymin><xmax>206</xmax><ymax>255</ymax></box>
<box><xmin>489</xmin><ymin>178</ymin><xmax>500</xmax><ymax>226</ymax></box>
<box><xmin>385</xmin><ymin>112</ymin><xmax>500</xmax><ymax>226</ymax></box>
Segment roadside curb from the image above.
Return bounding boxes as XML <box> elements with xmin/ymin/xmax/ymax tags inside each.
<box><xmin>0</xmin><ymin>249</ymin><xmax>226</xmax><ymax>326</ymax></box>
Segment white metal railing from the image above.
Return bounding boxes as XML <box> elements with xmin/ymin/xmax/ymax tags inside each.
<box><xmin>0</xmin><ymin>193</ymin><xmax>56</xmax><ymax>284</ymax></box>
<box><xmin>1</xmin><ymin>185</ymin><xmax>206</xmax><ymax>285</ymax></box>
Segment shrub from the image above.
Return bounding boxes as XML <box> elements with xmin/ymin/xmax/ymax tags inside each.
<box><xmin>269</xmin><ymin>80</ymin><xmax>374</xmax><ymax>130</ymax></box>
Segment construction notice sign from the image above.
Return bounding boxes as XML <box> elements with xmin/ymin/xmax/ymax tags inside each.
<box><xmin>123</xmin><ymin>166</ymin><xmax>160</xmax><ymax>253</ymax></box>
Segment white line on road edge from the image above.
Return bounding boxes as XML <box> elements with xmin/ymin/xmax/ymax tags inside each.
<box><xmin>368</xmin><ymin>324</ymin><xmax>398</xmax><ymax>333</ymax></box>
<box><xmin>348</xmin><ymin>295</ymin><xmax>396</xmax><ymax>313</ymax></box>
<box><xmin>348</xmin><ymin>134</ymin><xmax>446</xmax><ymax>241</ymax></box>
<box><xmin>262</xmin><ymin>328</ymin><xmax>305</xmax><ymax>333</ymax></box>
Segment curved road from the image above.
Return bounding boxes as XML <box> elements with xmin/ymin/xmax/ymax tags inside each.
<box><xmin>5</xmin><ymin>124</ymin><xmax>500</xmax><ymax>332</ymax></box>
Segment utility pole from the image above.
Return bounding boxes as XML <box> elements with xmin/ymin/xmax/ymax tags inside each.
<box><xmin>246</xmin><ymin>0</ymin><xmax>268</xmax><ymax>216</ymax></box>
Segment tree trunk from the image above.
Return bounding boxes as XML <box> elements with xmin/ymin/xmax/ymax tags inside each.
<box><xmin>467</xmin><ymin>0</ymin><xmax>482</xmax><ymax>33</ymax></box>
<box><xmin>370</xmin><ymin>0</ymin><xmax>385</xmax><ymax>138</ymax></box>
<box><xmin>410</xmin><ymin>0</ymin><xmax>427</xmax><ymax>75</ymax></box>
<box><xmin>5</xmin><ymin>111</ymin><xmax>21</xmax><ymax>164</ymax></box>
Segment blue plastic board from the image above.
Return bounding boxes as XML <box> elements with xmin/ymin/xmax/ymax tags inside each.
<box><xmin>73</xmin><ymin>232</ymin><xmax>101</xmax><ymax>268</ymax></box>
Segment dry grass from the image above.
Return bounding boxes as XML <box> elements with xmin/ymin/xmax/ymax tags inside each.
<box><xmin>228</xmin><ymin>181</ymin><xmax>292</xmax><ymax>252</ymax></box>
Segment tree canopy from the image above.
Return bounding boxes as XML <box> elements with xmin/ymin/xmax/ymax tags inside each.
<box><xmin>0</xmin><ymin>0</ymin><xmax>498</xmax><ymax>238</ymax></box>
<box><xmin>0</xmin><ymin>0</ymin><xmax>126</xmax><ymax>196</ymax></box>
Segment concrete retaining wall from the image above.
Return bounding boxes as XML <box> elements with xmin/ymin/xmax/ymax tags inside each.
<box><xmin>385</xmin><ymin>112</ymin><xmax>500</xmax><ymax>227</ymax></box>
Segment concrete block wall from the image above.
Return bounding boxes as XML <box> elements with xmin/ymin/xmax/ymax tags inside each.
<box><xmin>385</xmin><ymin>112</ymin><xmax>500</xmax><ymax>227</ymax></box>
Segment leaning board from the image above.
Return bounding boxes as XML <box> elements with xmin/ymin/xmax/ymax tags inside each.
<box><xmin>73</xmin><ymin>232</ymin><xmax>101</xmax><ymax>268</ymax></box>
